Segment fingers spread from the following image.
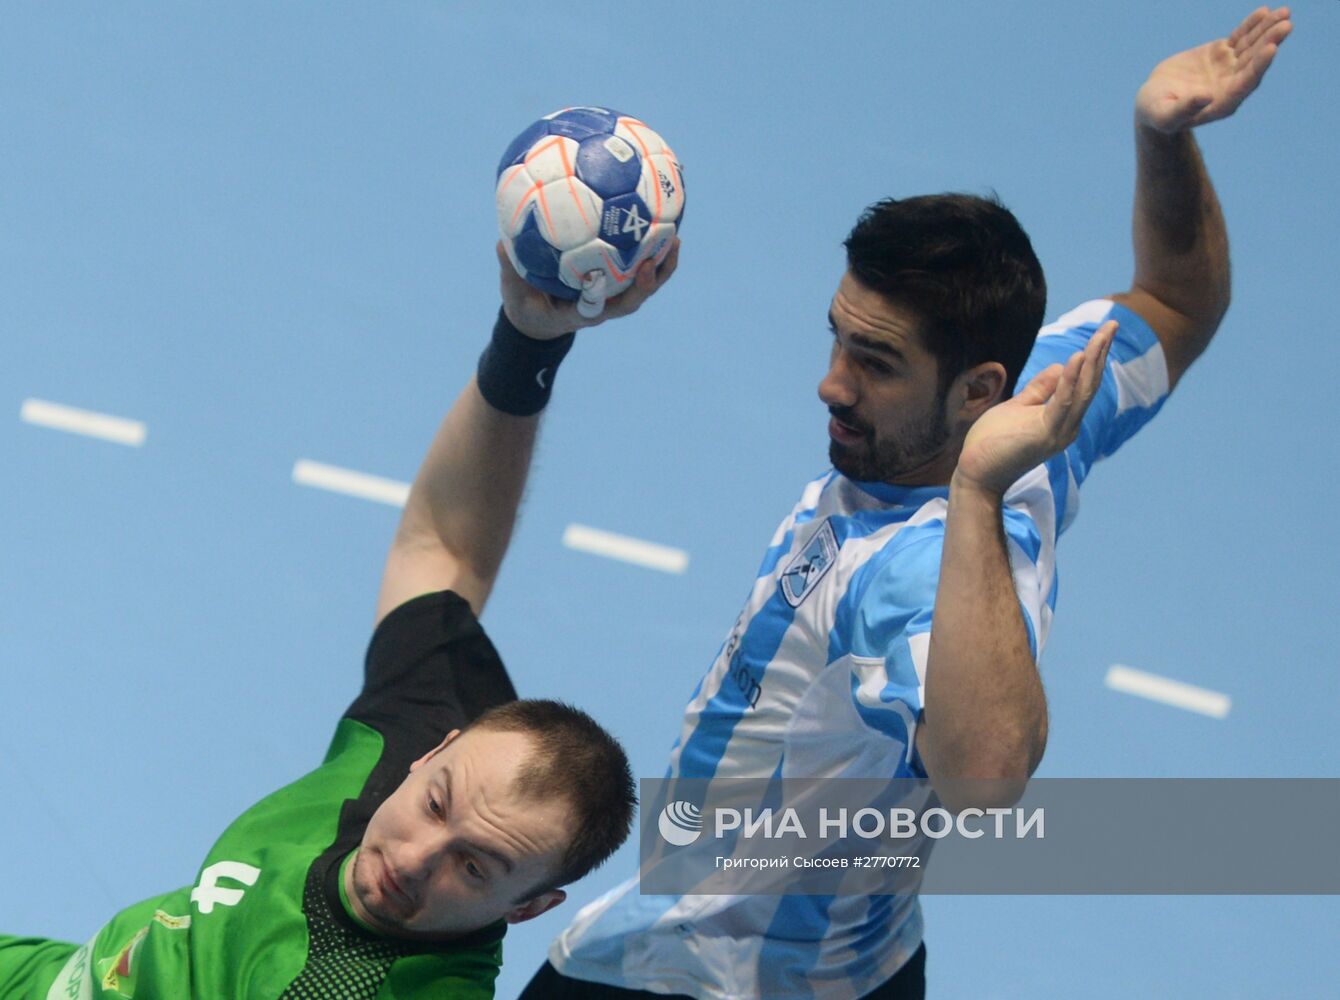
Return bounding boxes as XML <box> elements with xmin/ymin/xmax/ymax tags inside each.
<box><xmin>604</xmin><ymin>273</ymin><xmax>652</xmax><ymax>319</ymax></box>
<box><xmin>603</xmin><ymin>238</ymin><xmax>680</xmax><ymax>320</ymax></box>
<box><xmin>498</xmin><ymin>235</ymin><xmax>680</xmax><ymax>330</ymax></box>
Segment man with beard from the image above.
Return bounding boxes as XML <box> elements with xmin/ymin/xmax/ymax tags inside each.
<box><xmin>525</xmin><ymin>7</ymin><xmax>1292</xmax><ymax>999</ymax></box>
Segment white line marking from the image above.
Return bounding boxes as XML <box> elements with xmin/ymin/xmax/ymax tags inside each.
<box><xmin>562</xmin><ymin>523</ymin><xmax>689</xmax><ymax>575</ymax></box>
<box><xmin>20</xmin><ymin>398</ymin><xmax>146</xmax><ymax>446</ymax></box>
<box><xmin>292</xmin><ymin>460</ymin><xmax>409</xmax><ymax>507</ymax></box>
<box><xmin>1105</xmin><ymin>664</ymin><xmax>1231</xmax><ymax>719</ymax></box>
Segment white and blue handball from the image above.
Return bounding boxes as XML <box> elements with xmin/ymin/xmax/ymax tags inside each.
<box><xmin>496</xmin><ymin>106</ymin><xmax>684</xmax><ymax>317</ymax></box>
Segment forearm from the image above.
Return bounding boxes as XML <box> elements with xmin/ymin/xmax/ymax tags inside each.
<box><xmin>376</xmin><ymin>309</ymin><xmax>573</xmax><ymax>622</ymax></box>
<box><xmin>1126</xmin><ymin>122</ymin><xmax>1230</xmax><ymax>372</ymax></box>
<box><xmin>918</xmin><ymin>311</ymin><xmax>1113</xmax><ymax>805</ymax></box>
<box><xmin>398</xmin><ymin>378</ymin><xmax>540</xmax><ymax>600</ymax></box>
<box><xmin>919</xmin><ymin>477</ymin><xmax>1046</xmax><ymax>804</ymax></box>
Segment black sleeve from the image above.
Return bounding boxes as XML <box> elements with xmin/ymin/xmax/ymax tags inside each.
<box><xmin>343</xmin><ymin>591</ymin><xmax>518</xmax><ymax>762</ymax></box>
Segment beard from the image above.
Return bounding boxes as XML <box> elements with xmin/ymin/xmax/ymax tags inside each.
<box><xmin>827</xmin><ymin>400</ymin><xmax>952</xmax><ymax>483</ymax></box>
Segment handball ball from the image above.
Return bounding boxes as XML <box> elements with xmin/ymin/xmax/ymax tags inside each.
<box><xmin>496</xmin><ymin>106</ymin><xmax>684</xmax><ymax>303</ymax></box>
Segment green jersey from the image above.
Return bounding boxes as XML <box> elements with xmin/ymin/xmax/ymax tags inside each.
<box><xmin>3</xmin><ymin>591</ymin><xmax>519</xmax><ymax>999</ymax></box>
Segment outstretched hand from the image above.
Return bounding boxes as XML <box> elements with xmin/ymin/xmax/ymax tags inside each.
<box><xmin>1136</xmin><ymin>6</ymin><xmax>1292</xmax><ymax>134</ymax></box>
<box><xmin>954</xmin><ymin>322</ymin><xmax>1116</xmax><ymax>497</ymax></box>
<box><xmin>497</xmin><ymin>239</ymin><xmax>680</xmax><ymax>341</ymax></box>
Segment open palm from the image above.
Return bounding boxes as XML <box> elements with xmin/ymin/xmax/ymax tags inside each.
<box><xmin>956</xmin><ymin>323</ymin><xmax>1115</xmax><ymax>497</ymax></box>
<box><xmin>1136</xmin><ymin>6</ymin><xmax>1292</xmax><ymax>133</ymax></box>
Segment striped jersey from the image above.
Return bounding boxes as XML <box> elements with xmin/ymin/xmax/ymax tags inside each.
<box><xmin>550</xmin><ymin>300</ymin><xmax>1171</xmax><ymax>1000</ymax></box>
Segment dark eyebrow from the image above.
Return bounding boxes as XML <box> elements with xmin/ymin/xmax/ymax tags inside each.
<box><xmin>827</xmin><ymin>309</ymin><xmax>907</xmax><ymax>365</ymax></box>
<box><xmin>441</xmin><ymin>769</ymin><xmax>516</xmax><ymax>875</ymax></box>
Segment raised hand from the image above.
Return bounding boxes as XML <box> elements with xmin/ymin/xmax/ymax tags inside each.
<box><xmin>497</xmin><ymin>239</ymin><xmax>680</xmax><ymax>340</ymax></box>
<box><xmin>953</xmin><ymin>322</ymin><xmax>1116</xmax><ymax>497</ymax></box>
<box><xmin>1136</xmin><ymin>6</ymin><xmax>1292</xmax><ymax>134</ymax></box>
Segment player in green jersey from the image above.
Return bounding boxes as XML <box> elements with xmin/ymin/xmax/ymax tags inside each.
<box><xmin>0</xmin><ymin>241</ymin><xmax>680</xmax><ymax>999</ymax></box>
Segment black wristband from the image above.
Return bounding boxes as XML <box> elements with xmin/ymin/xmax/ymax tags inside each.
<box><xmin>476</xmin><ymin>308</ymin><xmax>575</xmax><ymax>416</ymax></box>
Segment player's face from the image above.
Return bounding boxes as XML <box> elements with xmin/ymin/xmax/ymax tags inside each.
<box><xmin>818</xmin><ymin>272</ymin><xmax>956</xmax><ymax>484</ymax></box>
<box><xmin>348</xmin><ymin>727</ymin><xmax>572</xmax><ymax>938</ymax></box>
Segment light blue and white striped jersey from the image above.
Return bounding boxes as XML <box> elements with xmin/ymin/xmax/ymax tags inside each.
<box><xmin>552</xmin><ymin>300</ymin><xmax>1170</xmax><ymax>1000</ymax></box>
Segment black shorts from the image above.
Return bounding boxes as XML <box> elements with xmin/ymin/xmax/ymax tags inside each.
<box><xmin>518</xmin><ymin>943</ymin><xmax>927</xmax><ymax>999</ymax></box>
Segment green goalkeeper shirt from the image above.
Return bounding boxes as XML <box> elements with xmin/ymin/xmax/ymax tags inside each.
<box><xmin>36</xmin><ymin>590</ymin><xmax>518</xmax><ymax>999</ymax></box>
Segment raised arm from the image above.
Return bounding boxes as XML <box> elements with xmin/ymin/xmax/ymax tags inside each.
<box><xmin>375</xmin><ymin>241</ymin><xmax>679</xmax><ymax>624</ymax></box>
<box><xmin>1112</xmin><ymin>6</ymin><xmax>1291</xmax><ymax>390</ymax></box>
<box><xmin>917</xmin><ymin>323</ymin><xmax>1114</xmax><ymax>810</ymax></box>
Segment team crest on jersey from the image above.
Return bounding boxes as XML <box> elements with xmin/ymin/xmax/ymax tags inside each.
<box><xmin>780</xmin><ymin>520</ymin><xmax>838</xmax><ymax>607</ymax></box>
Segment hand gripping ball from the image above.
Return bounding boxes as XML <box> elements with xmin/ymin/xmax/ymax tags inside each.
<box><xmin>496</xmin><ymin>106</ymin><xmax>684</xmax><ymax>316</ymax></box>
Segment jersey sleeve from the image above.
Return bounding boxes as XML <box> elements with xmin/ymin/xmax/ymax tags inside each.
<box><xmin>1020</xmin><ymin>299</ymin><xmax>1170</xmax><ymax>492</ymax></box>
<box><xmin>340</xmin><ymin>591</ymin><xmax>518</xmax><ymax>763</ymax></box>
